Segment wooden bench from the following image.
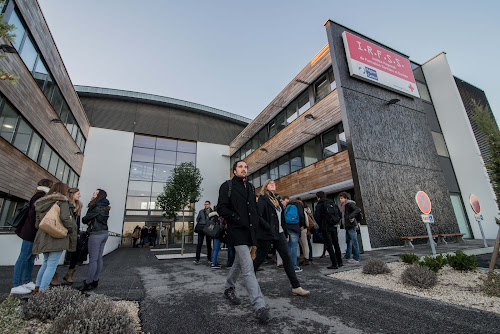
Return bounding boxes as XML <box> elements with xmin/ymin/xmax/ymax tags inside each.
<box><xmin>401</xmin><ymin>233</ymin><xmax>466</xmax><ymax>249</ymax></box>
<box><xmin>437</xmin><ymin>233</ymin><xmax>466</xmax><ymax>245</ymax></box>
<box><xmin>400</xmin><ymin>235</ymin><xmax>438</xmax><ymax>249</ymax></box>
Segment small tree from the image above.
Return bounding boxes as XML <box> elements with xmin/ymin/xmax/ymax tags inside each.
<box><xmin>157</xmin><ymin>162</ymin><xmax>203</xmax><ymax>255</ymax></box>
<box><xmin>0</xmin><ymin>1</ymin><xmax>18</xmax><ymax>83</ymax></box>
<box><xmin>473</xmin><ymin>102</ymin><xmax>500</xmax><ymax>271</ymax></box>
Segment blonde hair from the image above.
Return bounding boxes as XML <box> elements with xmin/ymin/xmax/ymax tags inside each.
<box><xmin>68</xmin><ymin>188</ymin><xmax>83</xmax><ymax>216</ymax></box>
<box><xmin>259</xmin><ymin>179</ymin><xmax>276</xmax><ymax>196</ymax></box>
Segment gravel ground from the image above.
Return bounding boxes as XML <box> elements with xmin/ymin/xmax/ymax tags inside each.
<box><xmin>330</xmin><ymin>262</ymin><xmax>500</xmax><ymax>314</ymax></box>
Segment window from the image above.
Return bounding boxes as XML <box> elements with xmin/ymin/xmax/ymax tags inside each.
<box><xmin>156</xmin><ymin>137</ymin><xmax>177</xmax><ymax>151</ymax></box>
<box><xmin>290</xmin><ymin>148</ymin><xmax>303</xmax><ymax>172</ymax></box>
<box><xmin>27</xmin><ymin>132</ymin><xmax>42</xmax><ymax>161</ymax></box>
<box><xmin>416</xmin><ymin>81</ymin><xmax>432</xmax><ymax>102</ymax></box>
<box><xmin>314</xmin><ymin>76</ymin><xmax>329</xmax><ymax>102</ymax></box>
<box><xmin>338</xmin><ymin>123</ymin><xmax>347</xmax><ymax>151</ymax></box>
<box><xmin>432</xmin><ymin>132</ymin><xmax>449</xmax><ymax>157</ymax></box>
<box><xmin>322</xmin><ymin>128</ymin><xmax>339</xmax><ymax>158</ymax></box>
<box><xmin>134</xmin><ymin>135</ymin><xmax>156</xmax><ymax>149</ymax></box>
<box><xmin>260</xmin><ymin>167</ymin><xmax>269</xmax><ymax>186</ymax></box>
<box><xmin>151</xmin><ymin>182</ymin><xmax>165</xmax><ymax>197</ymax></box>
<box><xmin>0</xmin><ymin>104</ymin><xmax>19</xmax><ymax>142</ymax></box>
<box><xmin>253</xmin><ymin>173</ymin><xmax>261</xmax><ymax>188</ymax></box>
<box><xmin>269</xmin><ymin>161</ymin><xmax>278</xmax><ymax>180</ymax></box>
<box><xmin>132</xmin><ymin>147</ymin><xmax>155</xmax><ymax>163</ymax></box>
<box><xmin>8</xmin><ymin>11</ymin><xmax>25</xmax><ymax>49</ymax></box>
<box><xmin>303</xmin><ymin>138</ymin><xmax>318</xmax><ymax>167</ymax></box>
<box><xmin>39</xmin><ymin>144</ymin><xmax>52</xmax><ymax>169</ymax></box>
<box><xmin>43</xmin><ymin>74</ymin><xmax>55</xmax><ymax>101</ymax></box>
<box><xmin>126</xmin><ymin>197</ymin><xmax>152</xmax><ymax>210</ymax></box>
<box><xmin>13</xmin><ymin>119</ymin><xmax>33</xmax><ymax>154</ymax></box>
<box><xmin>153</xmin><ymin>164</ymin><xmax>174</xmax><ymax>182</ymax></box>
<box><xmin>154</xmin><ymin>150</ymin><xmax>176</xmax><ymax>165</ymax></box>
<box><xmin>48</xmin><ymin>152</ymin><xmax>59</xmax><ymax>175</ymax></box>
<box><xmin>65</xmin><ymin>114</ymin><xmax>78</xmax><ymax>140</ymax></box>
<box><xmin>298</xmin><ymin>91</ymin><xmax>310</xmax><ymax>115</ymax></box>
<box><xmin>286</xmin><ymin>104</ymin><xmax>298</xmax><ymax>124</ymax></box>
<box><xmin>50</xmin><ymin>88</ymin><xmax>63</xmax><ymax>116</ymax></box>
<box><xmin>176</xmin><ymin>152</ymin><xmax>196</xmax><ymax>165</ymax></box>
<box><xmin>278</xmin><ymin>155</ymin><xmax>290</xmax><ymax>178</ymax></box>
<box><xmin>33</xmin><ymin>59</ymin><xmax>48</xmax><ymax>91</ymax></box>
<box><xmin>177</xmin><ymin>140</ymin><xmax>196</xmax><ymax>153</ymax></box>
<box><xmin>19</xmin><ymin>36</ymin><xmax>38</xmax><ymax>72</ymax></box>
<box><xmin>268</xmin><ymin>119</ymin><xmax>277</xmax><ymax>138</ymax></box>
<box><xmin>59</xmin><ymin>102</ymin><xmax>69</xmax><ymax>124</ymax></box>
<box><xmin>56</xmin><ymin>160</ymin><xmax>66</xmax><ymax>181</ymax></box>
<box><xmin>328</xmin><ymin>68</ymin><xmax>336</xmax><ymax>92</ymax></box>
<box><xmin>276</xmin><ymin>111</ymin><xmax>286</xmax><ymax>133</ymax></box>
<box><xmin>130</xmin><ymin>162</ymin><xmax>154</xmax><ymax>181</ymax></box>
<box><xmin>128</xmin><ymin>181</ymin><xmax>152</xmax><ymax>197</ymax></box>
<box><xmin>242</xmin><ymin>141</ymin><xmax>252</xmax><ymax>159</ymax></box>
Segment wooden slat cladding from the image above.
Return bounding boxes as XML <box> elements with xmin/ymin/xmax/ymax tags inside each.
<box><xmin>0</xmin><ymin>138</ymin><xmax>57</xmax><ymax>200</ymax></box>
<box><xmin>244</xmin><ymin>90</ymin><xmax>341</xmax><ymax>175</ymax></box>
<box><xmin>230</xmin><ymin>45</ymin><xmax>332</xmax><ymax>155</ymax></box>
<box><xmin>0</xmin><ymin>47</ymin><xmax>84</xmax><ymax>174</ymax></box>
<box><xmin>255</xmin><ymin>151</ymin><xmax>352</xmax><ymax>198</ymax></box>
<box><xmin>13</xmin><ymin>0</ymin><xmax>89</xmax><ymax>136</ymax></box>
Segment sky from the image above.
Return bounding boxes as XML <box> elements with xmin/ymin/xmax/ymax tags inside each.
<box><xmin>37</xmin><ymin>0</ymin><xmax>500</xmax><ymax>122</ymax></box>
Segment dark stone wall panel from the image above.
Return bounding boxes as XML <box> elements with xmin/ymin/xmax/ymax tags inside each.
<box><xmin>357</xmin><ymin>160</ymin><xmax>459</xmax><ymax>247</ymax></box>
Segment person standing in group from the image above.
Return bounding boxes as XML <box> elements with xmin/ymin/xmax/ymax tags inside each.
<box><xmin>62</xmin><ymin>188</ymin><xmax>83</xmax><ymax>284</ymax></box>
<box><xmin>314</xmin><ymin>191</ymin><xmax>343</xmax><ymax>269</ymax></box>
<box><xmin>284</xmin><ymin>199</ymin><xmax>306</xmax><ymax>272</ymax></box>
<box><xmin>78</xmin><ymin>189</ymin><xmax>110</xmax><ymax>291</ymax></box>
<box><xmin>217</xmin><ymin>160</ymin><xmax>269</xmax><ymax>323</ymax></box>
<box><xmin>304</xmin><ymin>206</ymin><xmax>315</xmax><ymax>263</ymax></box>
<box><xmin>32</xmin><ymin>182</ymin><xmax>77</xmax><ymax>293</ymax></box>
<box><xmin>194</xmin><ymin>201</ymin><xmax>212</xmax><ymax>264</ymax></box>
<box><xmin>276</xmin><ymin>196</ymin><xmax>289</xmax><ymax>269</ymax></box>
<box><xmin>150</xmin><ymin>226</ymin><xmax>157</xmax><ymax>248</ymax></box>
<box><xmin>132</xmin><ymin>225</ymin><xmax>141</xmax><ymax>248</ymax></box>
<box><xmin>11</xmin><ymin>179</ymin><xmax>53</xmax><ymax>295</ymax></box>
<box><xmin>210</xmin><ymin>207</ymin><xmax>223</xmax><ymax>269</ymax></box>
<box><xmin>253</xmin><ymin>180</ymin><xmax>310</xmax><ymax>297</ymax></box>
<box><xmin>339</xmin><ymin>192</ymin><xmax>362</xmax><ymax>264</ymax></box>
<box><xmin>140</xmin><ymin>225</ymin><xmax>149</xmax><ymax>247</ymax></box>
<box><xmin>296</xmin><ymin>198</ymin><xmax>310</xmax><ymax>267</ymax></box>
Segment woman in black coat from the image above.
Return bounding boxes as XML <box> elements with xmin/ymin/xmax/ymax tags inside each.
<box><xmin>253</xmin><ymin>179</ymin><xmax>309</xmax><ymax>296</ymax></box>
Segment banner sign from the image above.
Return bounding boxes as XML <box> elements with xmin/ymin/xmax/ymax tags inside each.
<box><xmin>342</xmin><ymin>31</ymin><xmax>420</xmax><ymax>98</ymax></box>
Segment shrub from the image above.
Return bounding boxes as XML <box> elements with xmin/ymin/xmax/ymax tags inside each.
<box><xmin>362</xmin><ymin>258</ymin><xmax>391</xmax><ymax>275</ymax></box>
<box><xmin>0</xmin><ymin>295</ymin><xmax>25</xmax><ymax>334</ymax></box>
<box><xmin>400</xmin><ymin>253</ymin><xmax>420</xmax><ymax>264</ymax></box>
<box><xmin>480</xmin><ymin>271</ymin><xmax>500</xmax><ymax>297</ymax></box>
<box><xmin>401</xmin><ymin>265</ymin><xmax>437</xmax><ymax>289</ymax></box>
<box><xmin>419</xmin><ymin>254</ymin><xmax>447</xmax><ymax>273</ymax></box>
<box><xmin>23</xmin><ymin>285</ymin><xmax>84</xmax><ymax>320</ymax></box>
<box><xmin>48</xmin><ymin>295</ymin><xmax>136</xmax><ymax>334</ymax></box>
<box><xmin>446</xmin><ymin>250</ymin><xmax>478</xmax><ymax>271</ymax></box>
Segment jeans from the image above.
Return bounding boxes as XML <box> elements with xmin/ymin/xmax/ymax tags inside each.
<box><xmin>227</xmin><ymin>244</ymin><xmax>235</xmax><ymax>267</ymax></box>
<box><xmin>86</xmin><ymin>233</ymin><xmax>108</xmax><ymax>283</ymax></box>
<box><xmin>345</xmin><ymin>227</ymin><xmax>360</xmax><ymax>261</ymax></box>
<box><xmin>141</xmin><ymin>237</ymin><xmax>148</xmax><ymax>247</ymax></box>
<box><xmin>195</xmin><ymin>231</ymin><xmax>212</xmax><ymax>262</ymax></box>
<box><xmin>226</xmin><ymin>245</ymin><xmax>265</xmax><ymax>311</ymax></box>
<box><xmin>287</xmin><ymin>230</ymin><xmax>300</xmax><ymax>270</ymax></box>
<box><xmin>254</xmin><ymin>233</ymin><xmax>300</xmax><ymax>288</ymax></box>
<box><xmin>150</xmin><ymin>237</ymin><xmax>156</xmax><ymax>247</ymax></box>
<box><xmin>35</xmin><ymin>251</ymin><xmax>63</xmax><ymax>291</ymax></box>
<box><xmin>13</xmin><ymin>240</ymin><xmax>36</xmax><ymax>287</ymax></box>
<box><xmin>212</xmin><ymin>238</ymin><xmax>221</xmax><ymax>266</ymax></box>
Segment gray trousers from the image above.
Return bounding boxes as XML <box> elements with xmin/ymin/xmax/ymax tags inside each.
<box><xmin>86</xmin><ymin>233</ymin><xmax>108</xmax><ymax>283</ymax></box>
<box><xmin>225</xmin><ymin>245</ymin><xmax>265</xmax><ymax>311</ymax></box>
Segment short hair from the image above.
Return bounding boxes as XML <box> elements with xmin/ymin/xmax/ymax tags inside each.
<box><xmin>38</xmin><ymin>179</ymin><xmax>53</xmax><ymax>188</ymax></box>
<box><xmin>339</xmin><ymin>192</ymin><xmax>350</xmax><ymax>199</ymax></box>
<box><xmin>232</xmin><ymin>160</ymin><xmax>247</xmax><ymax>172</ymax></box>
<box><xmin>205</xmin><ymin>201</ymin><xmax>211</xmax><ymax>205</ymax></box>
<box><xmin>316</xmin><ymin>191</ymin><xmax>326</xmax><ymax>199</ymax></box>
<box><xmin>282</xmin><ymin>196</ymin><xmax>289</xmax><ymax>201</ymax></box>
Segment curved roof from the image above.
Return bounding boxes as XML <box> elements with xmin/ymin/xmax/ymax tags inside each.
<box><xmin>74</xmin><ymin>85</ymin><xmax>251</xmax><ymax>126</ymax></box>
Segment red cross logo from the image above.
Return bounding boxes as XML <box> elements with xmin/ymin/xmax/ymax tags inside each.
<box><xmin>408</xmin><ymin>84</ymin><xmax>414</xmax><ymax>92</ymax></box>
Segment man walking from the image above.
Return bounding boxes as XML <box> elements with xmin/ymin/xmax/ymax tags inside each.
<box><xmin>314</xmin><ymin>191</ymin><xmax>343</xmax><ymax>269</ymax></box>
<box><xmin>194</xmin><ymin>201</ymin><xmax>213</xmax><ymax>264</ymax></box>
<box><xmin>339</xmin><ymin>192</ymin><xmax>362</xmax><ymax>264</ymax></box>
<box><xmin>217</xmin><ymin>160</ymin><xmax>269</xmax><ymax>324</ymax></box>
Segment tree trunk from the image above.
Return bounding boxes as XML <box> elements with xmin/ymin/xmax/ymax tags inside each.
<box><xmin>489</xmin><ymin>219</ymin><xmax>500</xmax><ymax>272</ymax></box>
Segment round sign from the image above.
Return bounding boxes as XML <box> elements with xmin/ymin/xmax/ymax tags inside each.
<box><xmin>415</xmin><ymin>191</ymin><xmax>432</xmax><ymax>214</ymax></box>
<box><xmin>469</xmin><ymin>194</ymin><xmax>481</xmax><ymax>214</ymax></box>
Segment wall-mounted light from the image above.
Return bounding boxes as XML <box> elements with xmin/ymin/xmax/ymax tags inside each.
<box><xmin>0</xmin><ymin>44</ymin><xmax>17</xmax><ymax>53</ymax></box>
<box><xmin>260</xmin><ymin>148</ymin><xmax>268</xmax><ymax>153</ymax></box>
<box><xmin>75</xmin><ymin>152</ymin><xmax>83</xmax><ymax>155</ymax></box>
<box><xmin>51</xmin><ymin>118</ymin><xmax>63</xmax><ymax>123</ymax></box>
<box><xmin>305</xmin><ymin>114</ymin><xmax>315</xmax><ymax>120</ymax></box>
<box><xmin>387</xmin><ymin>99</ymin><xmax>400</xmax><ymax>105</ymax></box>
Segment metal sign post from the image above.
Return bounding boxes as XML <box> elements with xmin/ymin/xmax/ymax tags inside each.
<box><xmin>475</xmin><ymin>214</ymin><xmax>488</xmax><ymax>248</ymax></box>
<box><xmin>416</xmin><ymin>191</ymin><xmax>436</xmax><ymax>255</ymax></box>
<box><xmin>422</xmin><ymin>214</ymin><xmax>436</xmax><ymax>255</ymax></box>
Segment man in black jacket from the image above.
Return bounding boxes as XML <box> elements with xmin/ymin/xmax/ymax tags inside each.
<box><xmin>217</xmin><ymin>160</ymin><xmax>269</xmax><ymax>323</ymax></box>
<box><xmin>340</xmin><ymin>192</ymin><xmax>362</xmax><ymax>263</ymax></box>
<box><xmin>194</xmin><ymin>201</ymin><xmax>212</xmax><ymax>264</ymax></box>
<box><xmin>314</xmin><ymin>191</ymin><xmax>343</xmax><ymax>269</ymax></box>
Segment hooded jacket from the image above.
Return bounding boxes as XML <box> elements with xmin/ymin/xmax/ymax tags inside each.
<box><xmin>32</xmin><ymin>193</ymin><xmax>77</xmax><ymax>254</ymax></box>
<box><xmin>342</xmin><ymin>200</ymin><xmax>361</xmax><ymax>229</ymax></box>
<box><xmin>82</xmin><ymin>199</ymin><xmax>110</xmax><ymax>235</ymax></box>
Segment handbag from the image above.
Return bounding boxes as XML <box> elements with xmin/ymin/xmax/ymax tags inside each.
<box><xmin>312</xmin><ymin>230</ymin><xmax>325</xmax><ymax>244</ymax></box>
<box><xmin>7</xmin><ymin>203</ymin><xmax>29</xmax><ymax>228</ymax></box>
<box><xmin>77</xmin><ymin>231</ymin><xmax>90</xmax><ymax>263</ymax></box>
<box><xmin>203</xmin><ymin>217</ymin><xmax>223</xmax><ymax>238</ymax></box>
<box><xmin>39</xmin><ymin>202</ymin><xmax>68</xmax><ymax>239</ymax></box>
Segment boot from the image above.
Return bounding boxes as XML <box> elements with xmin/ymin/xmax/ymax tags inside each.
<box><xmin>92</xmin><ymin>280</ymin><xmax>99</xmax><ymax>288</ymax></box>
<box><xmin>50</xmin><ymin>272</ymin><xmax>61</xmax><ymax>286</ymax></box>
<box><xmin>32</xmin><ymin>286</ymin><xmax>39</xmax><ymax>295</ymax></box>
<box><xmin>63</xmin><ymin>269</ymin><xmax>76</xmax><ymax>283</ymax></box>
<box><xmin>78</xmin><ymin>281</ymin><xmax>94</xmax><ymax>292</ymax></box>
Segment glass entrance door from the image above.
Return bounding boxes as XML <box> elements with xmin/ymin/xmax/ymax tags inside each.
<box><xmin>450</xmin><ymin>194</ymin><xmax>471</xmax><ymax>238</ymax></box>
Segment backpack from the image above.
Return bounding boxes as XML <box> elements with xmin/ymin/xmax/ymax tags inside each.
<box><xmin>7</xmin><ymin>203</ymin><xmax>29</xmax><ymax>228</ymax></box>
<box><xmin>324</xmin><ymin>201</ymin><xmax>340</xmax><ymax>226</ymax></box>
<box><xmin>284</xmin><ymin>205</ymin><xmax>299</xmax><ymax>224</ymax></box>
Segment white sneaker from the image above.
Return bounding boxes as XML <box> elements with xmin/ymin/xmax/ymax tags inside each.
<box><xmin>23</xmin><ymin>282</ymin><xmax>36</xmax><ymax>290</ymax></box>
<box><xmin>10</xmin><ymin>285</ymin><xmax>32</xmax><ymax>294</ymax></box>
<box><xmin>347</xmin><ymin>259</ymin><xmax>359</xmax><ymax>264</ymax></box>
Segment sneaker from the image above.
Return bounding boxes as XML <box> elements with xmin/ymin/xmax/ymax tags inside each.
<box><xmin>224</xmin><ymin>287</ymin><xmax>241</xmax><ymax>305</ymax></box>
<box><xmin>347</xmin><ymin>259</ymin><xmax>359</xmax><ymax>264</ymax></box>
<box><xmin>327</xmin><ymin>265</ymin><xmax>339</xmax><ymax>269</ymax></box>
<box><xmin>10</xmin><ymin>285</ymin><xmax>31</xmax><ymax>294</ymax></box>
<box><xmin>23</xmin><ymin>282</ymin><xmax>36</xmax><ymax>290</ymax></box>
<box><xmin>277</xmin><ymin>265</ymin><xmax>284</xmax><ymax>269</ymax></box>
<box><xmin>193</xmin><ymin>260</ymin><xmax>200</xmax><ymax>264</ymax></box>
<box><xmin>255</xmin><ymin>307</ymin><xmax>270</xmax><ymax>324</ymax></box>
<box><xmin>211</xmin><ymin>264</ymin><xmax>222</xmax><ymax>269</ymax></box>
<box><xmin>294</xmin><ymin>268</ymin><xmax>303</xmax><ymax>273</ymax></box>
<box><xmin>338</xmin><ymin>263</ymin><xmax>344</xmax><ymax>267</ymax></box>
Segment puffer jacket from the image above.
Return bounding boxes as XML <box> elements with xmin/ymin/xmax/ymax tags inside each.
<box><xmin>82</xmin><ymin>199</ymin><xmax>110</xmax><ymax>235</ymax></box>
<box><xmin>32</xmin><ymin>193</ymin><xmax>77</xmax><ymax>254</ymax></box>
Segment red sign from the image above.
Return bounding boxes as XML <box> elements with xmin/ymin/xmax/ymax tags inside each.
<box><xmin>415</xmin><ymin>191</ymin><xmax>432</xmax><ymax>214</ymax></box>
<box><xmin>342</xmin><ymin>31</ymin><xmax>420</xmax><ymax>98</ymax></box>
<box><xmin>469</xmin><ymin>194</ymin><xmax>481</xmax><ymax>214</ymax></box>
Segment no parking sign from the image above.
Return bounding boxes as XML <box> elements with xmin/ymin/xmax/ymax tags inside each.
<box><xmin>469</xmin><ymin>194</ymin><xmax>481</xmax><ymax>214</ymax></box>
<box><xmin>415</xmin><ymin>191</ymin><xmax>432</xmax><ymax>214</ymax></box>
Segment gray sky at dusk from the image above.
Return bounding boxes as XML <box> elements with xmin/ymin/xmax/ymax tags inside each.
<box><xmin>38</xmin><ymin>0</ymin><xmax>500</xmax><ymax>122</ymax></box>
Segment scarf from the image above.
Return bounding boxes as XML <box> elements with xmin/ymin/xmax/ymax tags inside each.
<box><xmin>37</xmin><ymin>186</ymin><xmax>50</xmax><ymax>193</ymax></box>
<box><xmin>266</xmin><ymin>191</ymin><xmax>281</xmax><ymax>212</ymax></box>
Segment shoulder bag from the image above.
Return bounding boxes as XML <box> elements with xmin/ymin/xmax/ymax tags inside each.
<box><xmin>7</xmin><ymin>203</ymin><xmax>29</xmax><ymax>228</ymax></box>
<box><xmin>203</xmin><ymin>217</ymin><xmax>223</xmax><ymax>238</ymax></box>
<box><xmin>39</xmin><ymin>202</ymin><xmax>68</xmax><ymax>239</ymax></box>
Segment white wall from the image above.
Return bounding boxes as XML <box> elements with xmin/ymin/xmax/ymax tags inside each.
<box><xmin>423</xmin><ymin>53</ymin><xmax>499</xmax><ymax>239</ymax></box>
<box><xmin>78</xmin><ymin>127</ymin><xmax>134</xmax><ymax>244</ymax></box>
<box><xmin>193</xmin><ymin>142</ymin><xmax>230</xmax><ymax>237</ymax></box>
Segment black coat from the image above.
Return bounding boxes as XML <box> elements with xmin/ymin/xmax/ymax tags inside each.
<box><xmin>82</xmin><ymin>200</ymin><xmax>109</xmax><ymax>235</ymax></box>
<box><xmin>217</xmin><ymin>176</ymin><xmax>258</xmax><ymax>246</ymax></box>
<box><xmin>342</xmin><ymin>200</ymin><xmax>361</xmax><ymax>229</ymax></box>
<box><xmin>256</xmin><ymin>194</ymin><xmax>288</xmax><ymax>241</ymax></box>
<box><xmin>285</xmin><ymin>201</ymin><xmax>305</xmax><ymax>234</ymax></box>
<box><xmin>314</xmin><ymin>198</ymin><xmax>339</xmax><ymax>232</ymax></box>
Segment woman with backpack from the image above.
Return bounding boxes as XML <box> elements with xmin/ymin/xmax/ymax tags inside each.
<box><xmin>78</xmin><ymin>189</ymin><xmax>110</xmax><ymax>291</ymax></box>
<box><xmin>253</xmin><ymin>179</ymin><xmax>309</xmax><ymax>296</ymax></box>
<box><xmin>284</xmin><ymin>198</ymin><xmax>306</xmax><ymax>272</ymax></box>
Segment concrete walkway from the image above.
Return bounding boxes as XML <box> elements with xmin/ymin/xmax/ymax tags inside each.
<box><xmin>1</xmin><ymin>240</ymin><xmax>499</xmax><ymax>333</ymax></box>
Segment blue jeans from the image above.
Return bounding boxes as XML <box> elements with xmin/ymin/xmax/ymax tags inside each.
<box><xmin>227</xmin><ymin>244</ymin><xmax>235</xmax><ymax>267</ymax></box>
<box><xmin>13</xmin><ymin>240</ymin><xmax>37</xmax><ymax>287</ymax></box>
<box><xmin>212</xmin><ymin>238</ymin><xmax>221</xmax><ymax>266</ymax></box>
<box><xmin>345</xmin><ymin>227</ymin><xmax>360</xmax><ymax>261</ymax></box>
<box><xmin>35</xmin><ymin>251</ymin><xmax>63</xmax><ymax>291</ymax></box>
<box><xmin>287</xmin><ymin>230</ymin><xmax>300</xmax><ymax>270</ymax></box>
